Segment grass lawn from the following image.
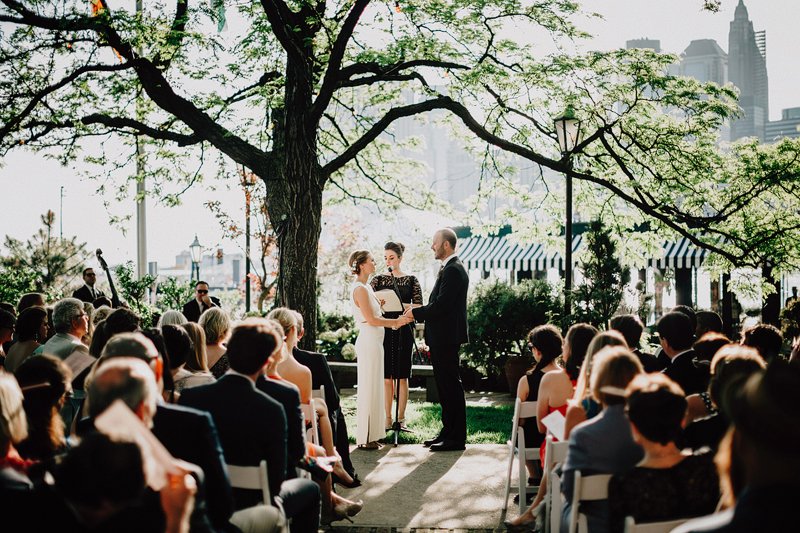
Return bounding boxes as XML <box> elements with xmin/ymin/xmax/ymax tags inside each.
<box><xmin>341</xmin><ymin>394</ymin><xmax>512</xmax><ymax>445</ymax></box>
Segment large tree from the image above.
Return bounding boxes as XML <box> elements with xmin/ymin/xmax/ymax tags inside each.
<box><xmin>3</xmin><ymin>1</ymin><xmax>800</xmax><ymax>344</ymax></box>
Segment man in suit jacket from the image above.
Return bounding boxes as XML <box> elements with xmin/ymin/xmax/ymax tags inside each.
<box><xmin>405</xmin><ymin>228</ymin><xmax>469</xmax><ymax>451</ymax></box>
<box><xmin>72</xmin><ymin>267</ymin><xmax>106</xmax><ymax>303</ymax></box>
<box><xmin>609</xmin><ymin>314</ymin><xmax>661</xmax><ymax>372</ymax></box>
<box><xmin>657</xmin><ymin>312</ymin><xmax>708</xmax><ymax>395</ymax></box>
<box><xmin>182</xmin><ymin>280</ymin><xmax>222</xmax><ymax>323</ymax></box>
<box><xmin>291</xmin><ymin>311</ymin><xmax>357</xmax><ymax>480</ymax></box>
<box><xmin>33</xmin><ymin>298</ymin><xmax>89</xmax><ymax>359</ymax></box>
<box><xmin>180</xmin><ymin>319</ymin><xmax>320</xmax><ymax>532</ymax></box>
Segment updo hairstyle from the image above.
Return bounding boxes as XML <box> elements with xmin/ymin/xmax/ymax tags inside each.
<box><xmin>348</xmin><ymin>250</ymin><xmax>371</xmax><ymax>274</ymax></box>
<box><xmin>384</xmin><ymin>241</ymin><xmax>405</xmax><ymax>258</ymax></box>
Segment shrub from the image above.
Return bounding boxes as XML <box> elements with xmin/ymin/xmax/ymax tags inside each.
<box><xmin>462</xmin><ymin>279</ymin><xmax>561</xmax><ymax>379</ymax></box>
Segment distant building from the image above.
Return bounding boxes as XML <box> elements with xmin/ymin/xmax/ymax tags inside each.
<box><xmin>766</xmin><ymin>107</ymin><xmax>800</xmax><ymax>142</ymax></box>
<box><xmin>680</xmin><ymin>39</ymin><xmax>729</xmax><ymax>141</ymax></box>
<box><xmin>626</xmin><ymin>38</ymin><xmax>661</xmax><ymax>52</ymax></box>
<box><xmin>728</xmin><ymin>0</ymin><xmax>768</xmax><ymax>141</ymax></box>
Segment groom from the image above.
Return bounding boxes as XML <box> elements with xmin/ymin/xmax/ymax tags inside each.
<box><xmin>404</xmin><ymin>228</ymin><xmax>469</xmax><ymax>451</ymax></box>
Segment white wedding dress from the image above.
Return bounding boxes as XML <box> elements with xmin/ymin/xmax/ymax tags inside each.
<box><xmin>351</xmin><ymin>281</ymin><xmax>386</xmax><ymax>445</ymax></box>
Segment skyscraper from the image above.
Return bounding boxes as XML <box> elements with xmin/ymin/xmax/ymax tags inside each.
<box><xmin>728</xmin><ymin>0</ymin><xmax>768</xmax><ymax>141</ymax></box>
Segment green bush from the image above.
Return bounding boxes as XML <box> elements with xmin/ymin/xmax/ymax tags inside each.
<box><xmin>462</xmin><ymin>279</ymin><xmax>561</xmax><ymax>379</ymax></box>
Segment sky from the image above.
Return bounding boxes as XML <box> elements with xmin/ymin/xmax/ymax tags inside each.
<box><xmin>1</xmin><ymin>0</ymin><xmax>797</xmax><ymax>269</ymax></box>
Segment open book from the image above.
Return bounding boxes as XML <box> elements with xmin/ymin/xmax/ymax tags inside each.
<box><xmin>374</xmin><ymin>289</ymin><xmax>404</xmax><ymax>313</ymax></box>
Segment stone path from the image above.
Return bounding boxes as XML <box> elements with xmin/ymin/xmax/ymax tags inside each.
<box><xmin>327</xmin><ymin>443</ymin><xmax>514</xmax><ymax>532</ymax></box>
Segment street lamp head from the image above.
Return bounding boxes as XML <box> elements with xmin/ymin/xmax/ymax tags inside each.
<box><xmin>190</xmin><ymin>235</ymin><xmax>202</xmax><ymax>264</ymax></box>
<box><xmin>553</xmin><ymin>104</ymin><xmax>582</xmax><ymax>154</ymax></box>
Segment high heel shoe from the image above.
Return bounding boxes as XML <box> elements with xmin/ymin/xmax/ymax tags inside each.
<box><xmin>335</xmin><ymin>499</ymin><xmax>363</xmax><ymax>518</ymax></box>
<box><xmin>332</xmin><ymin>471</ymin><xmax>362</xmax><ymax>488</ymax></box>
<box><xmin>332</xmin><ymin>463</ymin><xmax>358</xmax><ymax>487</ymax></box>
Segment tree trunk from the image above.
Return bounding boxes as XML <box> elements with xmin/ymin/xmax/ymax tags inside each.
<box><xmin>261</xmin><ymin>55</ymin><xmax>324</xmax><ymax>350</ymax></box>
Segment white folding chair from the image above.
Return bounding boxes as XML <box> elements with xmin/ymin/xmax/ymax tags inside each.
<box><xmin>624</xmin><ymin>516</ymin><xmax>689</xmax><ymax>533</ymax></box>
<box><xmin>502</xmin><ymin>398</ymin><xmax>540</xmax><ymax>513</ymax></box>
<box><xmin>568</xmin><ymin>471</ymin><xmax>611</xmax><ymax>533</ymax></box>
<box><xmin>301</xmin><ymin>403</ymin><xmax>319</xmax><ymax>446</ymax></box>
<box><xmin>544</xmin><ymin>435</ymin><xmax>570</xmax><ymax>533</ymax></box>
<box><xmin>311</xmin><ymin>385</ymin><xmax>325</xmax><ymax>401</ymax></box>
<box><xmin>227</xmin><ymin>460</ymin><xmax>271</xmax><ymax>504</ymax></box>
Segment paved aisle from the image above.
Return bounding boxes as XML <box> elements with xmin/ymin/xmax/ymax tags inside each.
<box><xmin>331</xmin><ymin>443</ymin><xmax>510</xmax><ymax>531</ymax></box>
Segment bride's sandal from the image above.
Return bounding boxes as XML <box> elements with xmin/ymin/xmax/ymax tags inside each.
<box><xmin>358</xmin><ymin>441</ymin><xmax>381</xmax><ymax>450</ymax></box>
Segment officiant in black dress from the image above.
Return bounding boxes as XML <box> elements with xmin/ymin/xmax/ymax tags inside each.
<box><xmin>371</xmin><ymin>241</ymin><xmax>423</xmax><ymax>431</ymax></box>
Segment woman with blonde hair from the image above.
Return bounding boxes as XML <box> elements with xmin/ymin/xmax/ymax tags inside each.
<box><xmin>0</xmin><ymin>371</ymin><xmax>32</xmax><ymax>478</ymax></box>
<box><xmin>198</xmin><ymin>307</ymin><xmax>231</xmax><ymax>378</ymax></box>
<box><xmin>563</xmin><ymin>329</ymin><xmax>628</xmax><ymax>438</ymax></box>
<box><xmin>181</xmin><ymin>322</ymin><xmax>212</xmax><ymax>374</ymax></box>
<box><xmin>266</xmin><ymin>307</ymin><xmax>356</xmax><ymax>486</ymax></box>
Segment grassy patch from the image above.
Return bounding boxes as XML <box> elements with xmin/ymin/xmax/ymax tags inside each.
<box><xmin>341</xmin><ymin>395</ymin><xmax>512</xmax><ymax>445</ymax></box>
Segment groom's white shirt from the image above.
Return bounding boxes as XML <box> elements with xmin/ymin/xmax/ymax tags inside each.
<box><xmin>441</xmin><ymin>253</ymin><xmax>458</xmax><ymax>267</ymax></box>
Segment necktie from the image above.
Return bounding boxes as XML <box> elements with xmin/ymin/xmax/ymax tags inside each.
<box><xmin>437</xmin><ymin>264</ymin><xmax>444</xmax><ymax>278</ymax></box>
<box><xmin>90</xmin><ymin>287</ymin><xmax>95</xmax><ymax>299</ymax></box>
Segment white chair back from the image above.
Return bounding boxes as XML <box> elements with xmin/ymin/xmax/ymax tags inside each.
<box><xmin>624</xmin><ymin>516</ymin><xmax>689</xmax><ymax>533</ymax></box>
<box><xmin>227</xmin><ymin>460</ymin><xmax>270</xmax><ymax>505</ymax></box>
<box><xmin>568</xmin><ymin>471</ymin><xmax>611</xmax><ymax>533</ymax></box>
<box><xmin>544</xmin><ymin>435</ymin><xmax>570</xmax><ymax>533</ymax></box>
<box><xmin>502</xmin><ymin>398</ymin><xmax>540</xmax><ymax>513</ymax></box>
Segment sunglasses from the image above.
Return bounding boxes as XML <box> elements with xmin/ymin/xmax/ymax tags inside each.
<box><xmin>197</xmin><ymin>289</ymin><xmax>209</xmax><ymax>294</ymax></box>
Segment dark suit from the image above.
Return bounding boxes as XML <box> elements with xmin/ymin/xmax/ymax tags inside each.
<box><xmin>633</xmin><ymin>349</ymin><xmax>662</xmax><ymax>373</ymax></box>
<box><xmin>179</xmin><ymin>373</ymin><xmax>319</xmax><ymax>532</ymax></box>
<box><xmin>293</xmin><ymin>347</ymin><xmax>355</xmax><ymax>476</ymax></box>
<box><xmin>182</xmin><ymin>296</ymin><xmax>222</xmax><ymax>323</ymax></box>
<box><xmin>151</xmin><ymin>403</ymin><xmax>234</xmax><ymax>530</ymax></box>
<box><xmin>255</xmin><ymin>375</ymin><xmax>305</xmax><ymax>471</ymax></box>
<box><xmin>412</xmin><ymin>256</ymin><xmax>469</xmax><ymax>443</ymax></box>
<box><xmin>72</xmin><ymin>284</ymin><xmax>105</xmax><ymax>303</ymax></box>
<box><xmin>663</xmin><ymin>349</ymin><xmax>707</xmax><ymax>395</ymax></box>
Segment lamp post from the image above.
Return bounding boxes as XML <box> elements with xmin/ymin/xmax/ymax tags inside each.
<box><xmin>553</xmin><ymin>105</ymin><xmax>582</xmax><ymax>320</ymax></box>
<box><xmin>241</xmin><ymin>167</ymin><xmax>257</xmax><ymax>313</ymax></box>
<box><xmin>190</xmin><ymin>235</ymin><xmax>202</xmax><ymax>282</ymax></box>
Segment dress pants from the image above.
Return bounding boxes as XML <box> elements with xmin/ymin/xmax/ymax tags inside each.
<box><xmin>430</xmin><ymin>343</ymin><xmax>467</xmax><ymax>443</ymax></box>
<box><xmin>278</xmin><ymin>478</ymin><xmax>320</xmax><ymax>533</ymax></box>
<box><xmin>333</xmin><ymin>407</ymin><xmax>356</xmax><ymax>477</ymax></box>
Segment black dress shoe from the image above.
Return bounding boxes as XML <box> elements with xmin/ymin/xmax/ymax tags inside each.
<box><xmin>423</xmin><ymin>436</ymin><xmax>443</xmax><ymax>447</ymax></box>
<box><xmin>429</xmin><ymin>440</ymin><xmax>465</xmax><ymax>452</ymax></box>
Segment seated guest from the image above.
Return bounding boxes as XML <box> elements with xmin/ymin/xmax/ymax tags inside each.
<box><xmin>181</xmin><ymin>323</ymin><xmax>216</xmax><ymax>380</ymax></box>
<box><xmin>740</xmin><ymin>323</ymin><xmax>783</xmax><ymax>363</ymax></box>
<box><xmin>17</xmin><ymin>293</ymin><xmax>46</xmax><ymax>314</ymax></box>
<box><xmin>165</xmin><ymin>325</ymin><xmax>214</xmax><ymax>393</ymax></box>
<box><xmin>695</xmin><ymin>311</ymin><xmax>723</xmax><ymax>339</ymax></box>
<box><xmin>674</xmin><ymin>360</ymin><xmax>800</xmax><ymax>533</ymax></box>
<box><xmin>92</xmin><ymin>305</ymin><xmax>114</xmax><ymax>325</ymax></box>
<box><xmin>91</xmin><ymin>334</ymin><xmax>247</xmax><ymax>533</ymax></box>
<box><xmin>266</xmin><ymin>308</ymin><xmax>349</xmax><ymax>484</ymax></box>
<box><xmin>257</xmin><ymin>318</ymin><xmax>362</xmax><ymax>524</ymax></box>
<box><xmin>0</xmin><ymin>372</ymin><xmax>33</xmax><ymax>486</ymax></box>
<box><xmin>141</xmin><ymin>328</ymin><xmax>178</xmax><ymax>403</ymax></box>
<box><xmin>560</xmin><ymin>347</ymin><xmax>644</xmax><ymax>533</ymax></box>
<box><xmin>507</xmin><ymin>323</ymin><xmax>600</xmax><ymax>529</ymax></box>
<box><xmin>657</xmin><ymin>312</ymin><xmax>707</xmax><ymax>395</ymax></box>
<box><xmin>199</xmin><ymin>307</ymin><xmax>230</xmax><ymax>378</ymax></box>
<box><xmin>5</xmin><ymin>306</ymin><xmax>49</xmax><ymax>373</ymax></box>
<box><xmin>33</xmin><ymin>298</ymin><xmax>89</xmax><ymax>359</ymax></box>
<box><xmin>158</xmin><ymin>310</ymin><xmax>188</xmax><ymax>328</ymax></box>
<box><xmin>564</xmin><ymin>329</ymin><xmax>627</xmax><ymax>438</ymax></box>
<box><xmin>291</xmin><ymin>310</ymin><xmax>358</xmax><ymax>486</ymax></box>
<box><xmin>15</xmin><ymin>355</ymin><xmax>72</xmax><ymax>462</ymax></box>
<box><xmin>655</xmin><ymin>305</ymin><xmax>697</xmax><ymax>369</ymax></box>
<box><xmin>608</xmin><ymin>374</ymin><xmax>720</xmax><ymax>532</ymax></box>
<box><xmin>516</xmin><ymin>325</ymin><xmax>563</xmax><ymax>482</ymax></box>
<box><xmin>179</xmin><ymin>320</ymin><xmax>321</xmax><ymax>532</ymax></box>
<box><xmin>0</xmin><ymin>310</ymin><xmax>16</xmax><ymax>363</ymax></box>
<box><xmin>682</xmin><ymin>345</ymin><xmax>764</xmax><ymax>453</ymax></box>
<box><xmin>610</xmin><ymin>314</ymin><xmax>661</xmax><ymax>372</ymax></box>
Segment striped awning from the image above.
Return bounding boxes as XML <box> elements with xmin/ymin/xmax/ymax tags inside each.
<box><xmin>458</xmin><ymin>235</ymin><xmax>583</xmax><ymax>271</ymax></box>
<box><xmin>647</xmin><ymin>238</ymin><xmax>708</xmax><ymax>269</ymax></box>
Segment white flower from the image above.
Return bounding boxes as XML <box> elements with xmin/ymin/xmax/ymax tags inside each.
<box><xmin>341</xmin><ymin>343</ymin><xmax>357</xmax><ymax>361</ymax></box>
<box><xmin>319</xmin><ymin>331</ymin><xmax>338</xmax><ymax>343</ymax></box>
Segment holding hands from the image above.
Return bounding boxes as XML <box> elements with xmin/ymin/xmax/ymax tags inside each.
<box><xmin>394</xmin><ymin>314</ymin><xmax>414</xmax><ymax>329</ymax></box>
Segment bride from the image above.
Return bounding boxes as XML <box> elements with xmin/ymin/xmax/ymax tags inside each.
<box><xmin>349</xmin><ymin>250</ymin><xmax>412</xmax><ymax>449</ymax></box>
